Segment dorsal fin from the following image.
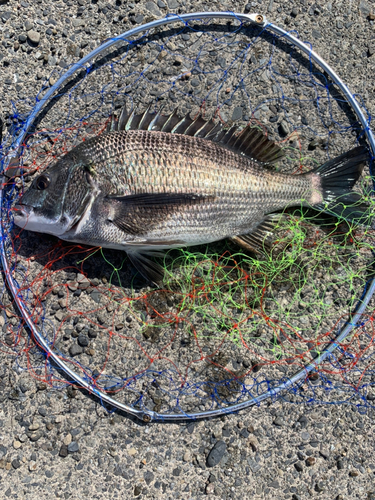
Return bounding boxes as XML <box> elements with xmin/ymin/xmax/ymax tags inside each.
<box><xmin>107</xmin><ymin>106</ymin><xmax>285</xmax><ymax>164</ymax></box>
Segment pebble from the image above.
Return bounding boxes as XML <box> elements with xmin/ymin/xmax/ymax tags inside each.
<box><xmin>48</xmin><ymin>55</ymin><xmax>56</xmax><ymax>66</ymax></box>
<box><xmin>172</xmin><ymin>467</ymin><xmax>181</xmax><ymax>476</ymax></box>
<box><xmin>183</xmin><ymin>451</ymin><xmax>191</xmax><ymax>462</ymax></box>
<box><xmin>28</xmin><ymin>431</ymin><xmax>42</xmax><ymax>442</ymax></box>
<box><xmin>359</xmin><ymin>1</ymin><xmax>370</xmax><ymax>16</ymax></box>
<box><xmin>232</xmin><ymin>106</ymin><xmax>243</xmax><ymax>121</ymax></box>
<box><xmin>25</xmin><ymin>21</ymin><xmax>33</xmax><ymax>31</ymax></box>
<box><xmin>55</xmin><ymin>310</ymin><xmax>66</xmax><ymax>321</ymax></box>
<box><xmin>67</xmin><ymin>441</ymin><xmax>79</xmax><ymax>453</ymax></box>
<box><xmin>206</xmin><ymin>483</ymin><xmax>215</xmax><ymax>494</ymax></box>
<box><xmin>59</xmin><ymin>444</ymin><xmax>68</xmax><ymax>458</ymax></box>
<box><xmin>29</xmin><ymin>422</ymin><xmax>40</xmax><ymax>431</ymax></box>
<box><xmin>206</xmin><ymin>440</ymin><xmax>226</xmax><ymax>467</ymax></box>
<box><xmin>167</xmin><ymin>0</ymin><xmax>179</xmax><ymax>8</ymax></box>
<box><xmin>248</xmin><ymin>459</ymin><xmax>261</xmax><ymax>473</ymax></box>
<box><xmin>144</xmin><ymin>471</ymin><xmax>154</xmax><ymax>485</ymax></box>
<box><xmin>77</xmin><ymin>274</ymin><xmax>90</xmax><ymax>289</ymax></box>
<box><xmin>312</xmin><ymin>29</ymin><xmax>322</xmax><ymax>39</ymax></box>
<box><xmin>315</xmin><ymin>481</ymin><xmax>325</xmax><ymax>492</ymax></box>
<box><xmin>273</xmin><ymin>417</ymin><xmax>284</xmax><ymax>426</ymax></box>
<box><xmin>128</xmin><ymin>448</ymin><xmax>137</xmax><ymax>456</ymax></box>
<box><xmin>78</xmin><ymin>334</ymin><xmax>89</xmax><ymax>347</ymax></box>
<box><xmin>72</xmin><ymin>19</ymin><xmax>85</xmax><ymax>28</ymax></box>
<box><xmin>13</xmin><ymin>441</ymin><xmax>22</xmax><ymax>450</ymax></box>
<box><xmin>38</xmin><ymin>407</ymin><xmax>47</xmax><ymax>417</ymax></box>
<box><xmin>28</xmin><ymin>461</ymin><xmax>37</xmax><ymax>472</ymax></box>
<box><xmin>145</xmin><ymin>1</ymin><xmax>162</xmax><ymax>17</ymax></box>
<box><xmin>88</xmin><ymin>329</ymin><xmax>98</xmax><ymax>339</ymax></box>
<box><xmin>240</xmin><ymin>428</ymin><xmax>249</xmax><ymax>438</ymax></box>
<box><xmin>278</xmin><ymin>120</ymin><xmax>290</xmax><ymax>137</ymax></box>
<box><xmin>301</xmin><ymin>431</ymin><xmax>310</xmax><ymax>441</ymax></box>
<box><xmin>294</xmin><ymin>462</ymin><xmax>303</xmax><ymax>472</ymax></box>
<box><xmin>298</xmin><ymin>415</ymin><xmax>308</xmax><ymax>427</ymax></box>
<box><xmin>186</xmin><ymin>422</ymin><xmax>195</xmax><ymax>434</ymax></box>
<box><xmin>11</xmin><ymin>459</ymin><xmax>21</xmax><ymax>469</ymax></box>
<box><xmin>134</xmin><ymin>486</ymin><xmax>142</xmax><ymax>497</ymax></box>
<box><xmin>69</xmin><ymin>344</ymin><xmax>83</xmax><ymax>356</ymax></box>
<box><xmin>63</xmin><ymin>434</ymin><xmax>72</xmax><ymax>446</ymax></box>
<box><xmin>27</xmin><ymin>30</ymin><xmax>40</xmax><ymax>44</ymax></box>
<box><xmin>91</xmin><ymin>291</ymin><xmax>101</xmax><ymax>303</ymax></box>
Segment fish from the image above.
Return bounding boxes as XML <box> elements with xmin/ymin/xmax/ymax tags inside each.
<box><xmin>13</xmin><ymin>106</ymin><xmax>370</xmax><ymax>284</ymax></box>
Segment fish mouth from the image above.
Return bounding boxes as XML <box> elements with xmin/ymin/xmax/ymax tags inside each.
<box><xmin>13</xmin><ymin>203</ymin><xmax>30</xmax><ymax>223</ymax></box>
<box><xmin>12</xmin><ymin>203</ymin><xmax>66</xmax><ymax>235</ymax></box>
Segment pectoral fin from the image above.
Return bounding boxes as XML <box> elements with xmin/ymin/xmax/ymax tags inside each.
<box><xmin>107</xmin><ymin>192</ymin><xmax>214</xmax><ymax>236</ymax></box>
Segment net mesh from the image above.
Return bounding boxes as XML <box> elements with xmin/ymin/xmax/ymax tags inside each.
<box><xmin>1</xmin><ymin>16</ymin><xmax>375</xmax><ymax>417</ymax></box>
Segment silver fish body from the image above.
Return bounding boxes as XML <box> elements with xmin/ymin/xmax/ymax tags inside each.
<box><xmin>61</xmin><ymin>130</ymin><xmax>313</xmax><ymax>249</ymax></box>
<box><xmin>13</xmin><ymin>109</ymin><xmax>369</xmax><ymax>283</ymax></box>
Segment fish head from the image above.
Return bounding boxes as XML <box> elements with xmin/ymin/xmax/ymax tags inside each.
<box><xmin>13</xmin><ymin>157</ymin><xmax>96</xmax><ymax>236</ymax></box>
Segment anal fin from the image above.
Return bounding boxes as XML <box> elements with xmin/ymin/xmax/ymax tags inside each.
<box><xmin>231</xmin><ymin>214</ymin><xmax>288</xmax><ymax>256</ymax></box>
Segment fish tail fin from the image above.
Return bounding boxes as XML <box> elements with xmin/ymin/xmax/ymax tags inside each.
<box><xmin>309</xmin><ymin>145</ymin><xmax>371</xmax><ymax>225</ymax></box>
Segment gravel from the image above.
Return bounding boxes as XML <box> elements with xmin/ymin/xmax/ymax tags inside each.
<box><xmin>0</xmin><ymin>0</ymin><xmax>375</xmax><ymax>498</ymax></box>
<box><xmin>206</xmin><ymin>440</ymin><xmax>227</xmax><ymax>467</ymax></box>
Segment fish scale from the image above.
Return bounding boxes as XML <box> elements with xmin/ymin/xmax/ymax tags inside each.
<box><xmin>13</xmin><ymin>107</ymin><xmax>370</xmax><ymax>284</ymax></box>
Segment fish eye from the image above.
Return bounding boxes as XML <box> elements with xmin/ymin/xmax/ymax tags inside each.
<box><xmin>35</xmin><ymin>175</ymin><xmax>50</xmax><ymax>190</ymax></box>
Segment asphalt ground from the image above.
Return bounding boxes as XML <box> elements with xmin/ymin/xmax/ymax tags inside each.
<box><xmin>0</xmin><ymin>1</ymin><xmax>375</xmax><ymax>499</ymax></box>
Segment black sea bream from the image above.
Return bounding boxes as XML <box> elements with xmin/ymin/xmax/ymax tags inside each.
<box><xmin>13</xmin><ymin>107</ymin><xmax>370</xmax><ymax>283</ymax></box>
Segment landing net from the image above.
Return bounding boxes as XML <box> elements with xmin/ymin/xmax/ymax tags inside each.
<box><xmin>1</xmin><ymin>12</ymin><xmax>375</xmax><ymax>421</ymax></box>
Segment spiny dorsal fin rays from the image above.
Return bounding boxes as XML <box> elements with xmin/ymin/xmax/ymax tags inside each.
<box><xmin>195</xmin><ymin>119</ymin><xmax>221</xmax><ymax>139</ymax></box>
<box><xmin>107</xmin><ymin>105</ymin><xmax>285</xmax><ymax>164</ymax></box>
<box><xmin>138</xmin><ymin>105</ymin><xmax>154</xmax><ymax>130</ymax></box>
<box><xmin>108</xmin><ymin>113</ymin><xmax>117</xmax><ymax>132</ymax></box>
<box><xmin>159</xmin><ymin>108</ymin><xmax>182</xmax><ymax>133</ymax></box>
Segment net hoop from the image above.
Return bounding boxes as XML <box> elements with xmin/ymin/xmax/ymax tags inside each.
<box><xmin>1</xmin><ymin>11</ymin><xmax>374</xmax><ymax>423</ymax></box>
